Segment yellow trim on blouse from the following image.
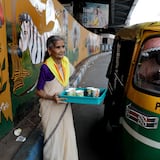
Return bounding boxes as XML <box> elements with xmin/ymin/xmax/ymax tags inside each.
<box><xmin>45</xmin><ymin>56</ymin><xmax>70</xmax><ymax>87</ymax></box>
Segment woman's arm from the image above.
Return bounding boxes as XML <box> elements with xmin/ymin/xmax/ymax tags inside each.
<box><xmin>36</xmin><ymin>89</ymin><xmax>66</xmax><ymax>104</ymax></box>
<box><xmin>36</xmin><ymin>89</ymin><xmax>57</xmax><ymax>101</ymax></box>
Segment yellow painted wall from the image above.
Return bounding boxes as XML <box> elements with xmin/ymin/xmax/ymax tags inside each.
<box><xmin>0</xmin><ymin>0</ymin><xmax>101</xmax><ymax>138</ymax></box>
<box><xmin>0</xmin><ymin>0</ymin><xmax>13</xmax><ymax>137</ymax></box>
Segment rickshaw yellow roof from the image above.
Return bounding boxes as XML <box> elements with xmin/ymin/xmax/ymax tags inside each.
<box><xmin>117</xmin><ymin>21</ymin><xmax>160</xmax><ymax>41</ymax></box>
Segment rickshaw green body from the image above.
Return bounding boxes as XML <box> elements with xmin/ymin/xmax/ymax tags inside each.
<box><xmin>106</xmin><ymin>22</ymin><xmax>160</xmax><ymax>160</ymax></box>
<box><xmin>121</xmin><ymin>99</ymin><xmax>160</xmax><ymax>160</ymax></box>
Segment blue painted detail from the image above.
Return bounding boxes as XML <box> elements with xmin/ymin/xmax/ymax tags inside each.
<box><xmin>12</xmin><ymin>129</ymin><xmax>44</xmax><ymax>160</ymax></box>
<box><xmin>26</xmin><ymin>134</ymin><xmax>43</xmax><ymax>160</ymax></box>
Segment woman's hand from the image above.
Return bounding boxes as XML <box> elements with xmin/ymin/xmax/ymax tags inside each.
<box><xmin>53</xmin><ymin>94</ymin><xmax>67</xmax><ymax>104</ymax></box>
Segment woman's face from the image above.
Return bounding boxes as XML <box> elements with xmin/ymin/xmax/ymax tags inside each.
<box><xmin>49</xmin><ymin>40</ymin><xmax>65</xmax><ymax>60</ymax></box>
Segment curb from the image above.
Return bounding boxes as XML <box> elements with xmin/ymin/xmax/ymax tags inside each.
<box><xmin>70</xmin><ymin>52</ymin><xmax>111</xmax><ymax>87</ymax></box>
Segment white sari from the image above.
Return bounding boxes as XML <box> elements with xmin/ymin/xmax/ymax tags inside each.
<box><xmin>39</xmin><ymin>64</ymin><xmax>78</xmax><ymax>160</ymax></box>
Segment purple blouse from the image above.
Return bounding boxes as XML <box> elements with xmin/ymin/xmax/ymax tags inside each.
<box><xmin>36</xmin><ymin>64</ymin><xmax>55</xmax><ymax>90</ymax></box>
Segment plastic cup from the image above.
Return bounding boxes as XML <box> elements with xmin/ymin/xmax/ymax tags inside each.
<box><xmin>76</xmin><ymin>90</ymin><xmax>84</xmax><ymax>96</ymax></box>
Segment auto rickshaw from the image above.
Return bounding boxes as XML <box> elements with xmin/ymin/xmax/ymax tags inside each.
<box><xmin>104</xmin><ymin>22</ymin><xmax>160</xmax><ymax>160</ymax></box>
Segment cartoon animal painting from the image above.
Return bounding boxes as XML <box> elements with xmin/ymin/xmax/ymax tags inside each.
<box><xmin>19</xmin><ymin>0</ymin><xmax>61</xmax><ymax>64</ymax></box>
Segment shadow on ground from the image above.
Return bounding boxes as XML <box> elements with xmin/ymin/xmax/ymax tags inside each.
<box><xmin>88</xmin><ymin>119</ymin><xmax>124</xmax><ymax>160</ymax></box>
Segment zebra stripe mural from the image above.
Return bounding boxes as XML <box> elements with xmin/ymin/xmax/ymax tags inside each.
<box><xmin>19</xmin><ymin>12</ymin><xmax>61</xmax><ymax>64</ymax></box>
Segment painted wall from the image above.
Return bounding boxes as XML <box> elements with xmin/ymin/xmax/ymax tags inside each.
<box><xmin>0</xmin><ymin>0</ymin><xmax>101</xmax><ymax>138</ymax></box>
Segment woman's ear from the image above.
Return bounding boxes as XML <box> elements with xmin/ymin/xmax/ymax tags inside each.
<box><xmin>48</xmin><ymin>49</ymin><xmax>51</xmax><ymax>56</ymax></box>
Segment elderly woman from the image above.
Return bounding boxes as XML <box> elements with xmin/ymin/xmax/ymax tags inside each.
<box><xmin>36</xmin><ymin>35</ymin><xmax>79</xmax><ymax>160</ymax></box>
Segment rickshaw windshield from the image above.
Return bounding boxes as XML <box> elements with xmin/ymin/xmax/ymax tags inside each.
<box><xmin>134</xmin><ymin>36</ymin><xmax>160</xmax><ymax>95</ymax></box>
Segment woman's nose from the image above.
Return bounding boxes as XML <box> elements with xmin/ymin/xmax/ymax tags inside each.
<box><xmin>61</xmin><ymin>47</ymin><xmax>65</xmax><ymax>52</ymax></box>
